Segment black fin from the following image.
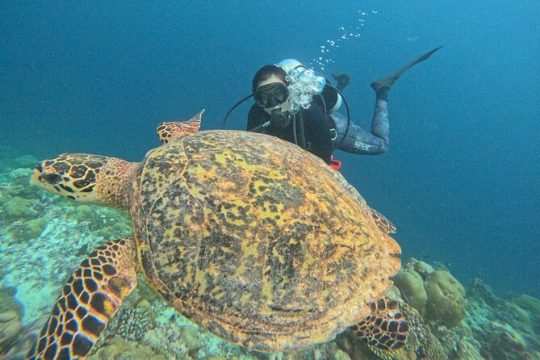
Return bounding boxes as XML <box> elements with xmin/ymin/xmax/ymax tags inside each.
<box><xmin>372</xmin><ymin>46</ymin><xmax>443</xmax><ymax>92</ymax></box>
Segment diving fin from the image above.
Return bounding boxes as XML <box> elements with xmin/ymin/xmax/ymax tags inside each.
<box><xmin>371</xmin><ymin>46</ymin><xmax>443</xmax><ymax>93</ymax></box>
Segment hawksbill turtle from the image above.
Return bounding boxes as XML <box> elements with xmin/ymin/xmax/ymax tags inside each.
<box><xmin>27</xmin><ymin>111</ymin><xmax>408</xmax><ymax>359</ymax></box>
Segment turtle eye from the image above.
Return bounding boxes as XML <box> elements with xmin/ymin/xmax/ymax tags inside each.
<box><xmin>41</xmin><ymin>173</ymin><xmax>62</xmax><ymax>185</ymax></box>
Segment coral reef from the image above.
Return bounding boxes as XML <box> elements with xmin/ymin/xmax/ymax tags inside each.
<box><xmin>464</xmin><ymin>279</ymin><xmax>540</xmax><ymax>360</ymax></box>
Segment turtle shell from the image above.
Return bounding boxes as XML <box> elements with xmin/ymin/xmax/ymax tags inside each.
<box><xmin>129</xmin><ymin>130</ymin><xmax>401</xmax><ymax>351</ymax></box>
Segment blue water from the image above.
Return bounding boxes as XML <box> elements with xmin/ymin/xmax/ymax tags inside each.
<box><xmin>1</xmin><ymin>1</ymin><xmax>538</xmax><ymax>297</ymax></box>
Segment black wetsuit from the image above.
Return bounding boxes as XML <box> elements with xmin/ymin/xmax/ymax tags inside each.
<box><xmin>247</xmin><ymin>83</ymin><xmax>391</xmax><ymax>162</ymax></box>
<box><xmin>247</xmin><ymin>103</ymin><xmax>336</xmax><ymax>163</ymax></box>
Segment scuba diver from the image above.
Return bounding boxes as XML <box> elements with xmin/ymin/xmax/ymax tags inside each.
<box><xmin>222</xmin><ymin>47</ymin><xmax>442</xmax><ymax>170</ymax></box>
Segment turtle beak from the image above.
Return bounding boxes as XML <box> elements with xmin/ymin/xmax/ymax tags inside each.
<box><xmin>31</xmin><ymin>158</ymin><xmax>74</xmax><ymax>194</ymax></box>
<box><xmin>31</xmin><ymin>161</ymin><xmax>45</xmax><ymax>186</ymax></box>
<box><xmin>31</xmin><ymin>160</ymin><xmax>64</xmax><ymax>194</ymax></box>
<box><xmin>33</xmin><ymin>162</ymin><xmax>64</xmax><ymax>186</ymax></box>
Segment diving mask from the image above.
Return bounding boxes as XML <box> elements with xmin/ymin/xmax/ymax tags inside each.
<box><xmin>254</xmin><ymin>83</ymin><xmax>289</xmax><ymax>108</ymax></box>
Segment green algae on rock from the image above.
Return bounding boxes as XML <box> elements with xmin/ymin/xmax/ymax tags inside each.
<box><xmin>3</xmin><ymin>196</ymin><xmax>33</xmax><ymax>218</ymax></box>
<box><xmin>0</xmin><ymin>287</ymin><xmax>24</xmax><ymax>353</ymax></box>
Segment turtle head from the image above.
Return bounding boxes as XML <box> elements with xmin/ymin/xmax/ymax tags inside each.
<box><xmin>31</xmin><ymin>153</ymin><xmax>138</xmax><ymax>209</ymax></box>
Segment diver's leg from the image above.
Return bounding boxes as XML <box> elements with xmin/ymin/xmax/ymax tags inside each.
<box><xmin>331</xmin><ymin>110</ymin><xmax>388</xmax><ymax>155</ymax></box>
<box><xmin>371</xmin><ymin>91</ymin><xmax>390</xmax><ymax>147</ymax></box>
<box><xmin>334</xmin><ymin>46</ymin><xmax>442</xmax><ymax>155</ymax></box>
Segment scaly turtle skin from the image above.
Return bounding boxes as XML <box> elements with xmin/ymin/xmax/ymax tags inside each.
<box><xmin>28</xmin><ymin>111</ymin><xmax>408</xmax><ymax>359</ymax></box>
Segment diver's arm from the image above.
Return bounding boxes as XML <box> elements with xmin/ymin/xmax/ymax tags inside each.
<box><xmin>304</xmin><ymin>106</ymin><xmax>334</xmax><ymax>163</ymax></box>
<box><xmin>247</xmin><ymin>105</ymin><xmax>267</xmax><ymax>131</ymax></box>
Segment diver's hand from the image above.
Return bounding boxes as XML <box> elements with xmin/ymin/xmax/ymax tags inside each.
<box><xmin>332</xmin><ymin>73</ymin><xmax>351</xmax><ymax>90</ymax></box>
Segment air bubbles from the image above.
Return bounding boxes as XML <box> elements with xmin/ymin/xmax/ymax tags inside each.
<box><xmin>310</xmin><ymin>8</ymin><xmax>380</xmax><ymax>71</ymax></box>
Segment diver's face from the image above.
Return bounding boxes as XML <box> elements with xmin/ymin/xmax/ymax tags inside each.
<box><xmin>257</xmin><ymin>75</ymin><xmax>285</xmax><ymax>88</ymax></box>
<box><xmin>255</xmin><ymin>76</ymin><xmax>289</xmax><ymax>114</ymax></box>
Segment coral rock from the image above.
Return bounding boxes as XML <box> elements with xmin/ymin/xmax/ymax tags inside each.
<box><xmin>453</xmin><ymin>338</ymin><xmax>483</xmax><ymax>360</ymax></box>
<box><xmin>3</xmin><ymin>196</ymin><xmax>32</xmax><ymax>218</ymax></box>
<box><xmin>0</xmin><ymin>310</ymin><xmax>22</xmax><ymax>350</ymax></box>
<box><xmin>88</xmin><ymin>337</ymin><xmax>166</xmax><ymax>360</ymax></box>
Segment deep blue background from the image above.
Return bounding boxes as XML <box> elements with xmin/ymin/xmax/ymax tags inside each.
<box><xmin>1</xmin><ymin>1</ymin><xmax>539</xmax><ymax>296</ymax></box>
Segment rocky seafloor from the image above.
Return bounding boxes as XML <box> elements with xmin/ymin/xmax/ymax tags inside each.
<box><xmin>0</xmin><ymin>152</ymin><xmax>539</xmax><ymax>360</ymax></box>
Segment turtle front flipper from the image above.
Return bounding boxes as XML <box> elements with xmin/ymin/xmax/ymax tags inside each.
<box><xmin>27</xmin><ymin>238</ymin><xmax>137</xmax><ymax>360</ymax></box>
<box><xmin>353</xmin><ymin>298</ymin><xmax>409</xmax><ymax>351</ymax></box>
<box><xmin>31</xmin><ymin>154</ymin><xmax>138</xmax><ymax>209</ymax></box>
<box><xmin>156</xmin><ymin>109</ymin><xmax>204</xmax><ymax>144</ymax></box>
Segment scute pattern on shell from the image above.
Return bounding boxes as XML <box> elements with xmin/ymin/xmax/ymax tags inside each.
<box><xmin>130</xmin><ymin>130</ymin><xmax>401</xmax><ymax>351</ymax></box>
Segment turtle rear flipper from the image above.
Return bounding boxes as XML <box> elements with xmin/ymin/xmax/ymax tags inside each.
<box><xmin>156</xmin><ymin>110</ymin><xmax>204</xmax><ymax>144</ymax></box>
<box><xmin>27</xmin><ymin>238</ymin><xmax>137</xmax><ymax>360</ymax></box>
<box><xmin>353</xmin><ymin>298</ymin><xmax>409</xmax><ymax>351</ymax></box>
<box><xmin>370</xmin><ymin>208</ymin><xmax>397</xmax><ymax>234</ymax></box>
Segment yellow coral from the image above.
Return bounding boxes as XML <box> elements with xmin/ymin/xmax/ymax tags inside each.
<box><xmin>394</xmin><ymin>268</ymin><xmax>427</xmax><ymax>315</ymax></box>
<box><xmin>424</xmin><ymin>269</ymin><xmax>467</xmax><ymax>327</ymax></box>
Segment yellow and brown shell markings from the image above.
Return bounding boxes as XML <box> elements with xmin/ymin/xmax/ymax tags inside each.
<box><xmin>131</xmin><ymin>128</ymin><xmax>402</xmax><ymax>351</ymax></box>
<box><xmin>28</xmin><ymin>112</ymin><xmax>406</xmax><ymax>358</ymax></box>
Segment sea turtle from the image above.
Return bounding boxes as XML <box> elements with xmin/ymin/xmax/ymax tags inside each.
<box><xmin>27</xmin><ymin>111</ymin><xmax>408</xmax><ymax>359</ymax></box>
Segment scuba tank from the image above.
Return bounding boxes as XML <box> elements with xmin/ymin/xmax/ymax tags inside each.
<box><xmin>279</xmin><ymin>59</ymin><xmax>343</xmax><ymax>113</ymax></box>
